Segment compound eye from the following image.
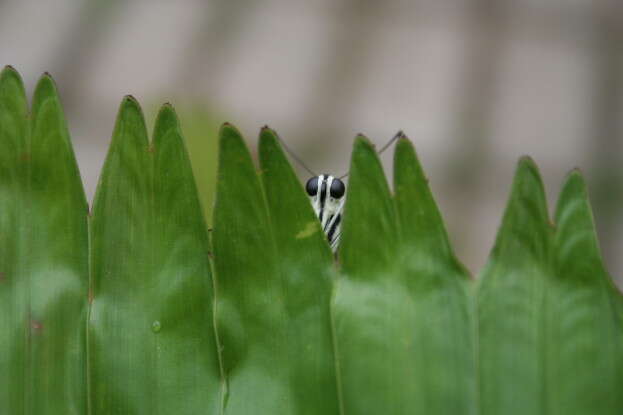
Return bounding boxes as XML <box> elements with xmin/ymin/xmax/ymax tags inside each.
<box><xmin>306</xmin><ymin>176</ymin><xmax>319</xmax><ymax>196</ymax></box>
<box><xmin>330</xmin><ymin>178</ymin><xmax>345</xmax><ymax>198</ymax></box>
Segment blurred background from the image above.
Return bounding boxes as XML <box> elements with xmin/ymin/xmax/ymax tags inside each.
<box><xmin>1</xmin><ymin>0</ymin><xmax>622</xmax><ymax>285</ymax></box>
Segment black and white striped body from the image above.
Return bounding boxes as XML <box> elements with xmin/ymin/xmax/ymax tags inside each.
<box><xmin>306</xmin><ymin>174</ymin><xmax>345</xmax><ymax>252</ymax></box>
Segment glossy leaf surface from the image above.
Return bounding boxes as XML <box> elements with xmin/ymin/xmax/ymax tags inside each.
<box><xmin>0</xmin><ymin>67</ymin><xmax>621</xmax><ymax>415</ymax></box>
<box><xmin>88</xmin><ymin>99</ymin><xmax>220</xmax><ymax>414</ymax></box>
<box><xmin>211</xmin><ymin>125</ymin><xmax>339</xmax><ymax>414</ymax></box>
<box><xmin>478</xmin><ymin>160</ymin><xmax>623</xmax><ymax>415</ymax></box>
<box><xmin>0</xmin><ymin>68</ymin><xmax>88</xmax><ymax>414</ymax></box>
<box><xmin>333</xmin><ymin>136</ymin><xmax>476</xmax><ymax>414</ymax></box>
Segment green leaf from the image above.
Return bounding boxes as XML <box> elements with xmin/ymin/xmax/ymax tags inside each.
<box><xmin>548</xmin><ymin>170</ymin><xmax>623</xmax><ymax>413</ymax></box>
<box><xmin>393</xmin><ymin>138</ymin><xmax>476</xmax><ymax>414</ymax></box>
<box><xmin>478</xmin><ymin>158</ymin><xmax>552</xmax><ymax>415</ymax></box>
<box><xmin>0</xmin><ymin>67</ymin><xmax>29</xmax><ymax>414</ymax></box>
<box><xmin>478</xmin><ymin>160</ymin><xmax>623</xmax><ymax>414</ymax></box>
<box><xmin>333</xmin><ymin>136</ymin><xmax>476</xmax><ymax>414</ymax></box>
<box><xmin>88</xmin><ymin>99</ymin><xmax>220</xmax><ymax>414</ymax></box>
<box><xmin>212</xmin><ymin>125</ymin><xmax>340</xmax><ymax>414</ymax></box>
<box><xmin>1</xmin><ymin>66</ymin><xmax>622</xmax><ymax>415</ymax></box>
<box><xmin>0</xmin><ymin>68</ymin><xmax>88</xmax><ymax>414</ymax></box>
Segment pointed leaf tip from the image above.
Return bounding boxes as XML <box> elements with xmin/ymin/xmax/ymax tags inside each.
<box><xmin>107</xmin><ymin>94</ymin><xmax>148</xmax><ymax>151</ymax></box>
<box><xmin>555</xmin><ymin>168</ymin><xmax>590</xmax><ymax>221</ymax></box>
<box><xmin>219</xmin><ymin>122</ymin><xmax>242</xmax><ymax>141</ymax></box>
<box><xmin>122</xmin><ymin>94</ymin><xmax>140</xmax><ymax>107</ymax></box>
<box><xmin>33</xmin><ymin>72</ymin><xmax>59</xmax><ymax>101</ymax></box>
<box><xmin>259</xmin><ymin>125</ymin><xmax>277</xmax><ymax>138</ymax></box>
<box><xmin>258</xmin><ymin>128</ymin><xmax>283</xmax><ymax>167</ymax></box>
<box><xmin>0</xmin><ymin>65</ymin><xmax>25</xmax><ymax>88</ymax></box>
<box><xmin>517</xmin><ymin>155</ymin><xmax>539</xmax><ymax>170</ymax></box>
<box><xmin>155</xmin><ymin>102</ymin><xmax>178</xmax><ymax>126</ymax></box>
<box><xmin>512</xmin><ymin>156</ymin><xmax>546</xmax><ymax>192</ymax></box>
<box><xmin>117</xmin><ymin>95</ymin><xmax>144</xmax><ymax>118</ymax></box>
<box><xmin>354</xmin><ymin>134</ymin><xmax>373</xmax><ymax>149</ymax></box>
<box><xmin>153</xmin><ymin>104</ymin><xmax>181</xmax><ymax>146</ymax></box>
<box><xmin>564</xmin><ymin>167</ymin><xmax>585</xmax><ymax>185</ymax></box>
<box><xmin>396</xmin><ymin>135</ymin><xmax>414</xmax><ymax>151</ymax></box>
<box><xmin>491</xmin><ymin>154</ymin><xmax>550</xmax><ymax>255</ymax></box>
<box><xmin>1</xmin><ymin>65</ymin><xmax>19</xmax><ymax>77</ymax></box>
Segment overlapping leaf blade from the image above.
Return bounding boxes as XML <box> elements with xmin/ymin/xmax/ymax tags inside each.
<box><xmin>333</xmin><ymin>136</ymin><xmax>476</xmax><ymax>414</ymax></box>
<box><xmin>0</xmin><ymin>68</ymin><xmax>88</xmax><ymax>414</ymax></box>
<box><xmin>0</xmin><ymin>66</ymin><xmax>30</xmax><ymax>415</ymax></box>
<box><xmin>478</xmin><ymin>158</ymin><xmax>551</xmax><ymax>414</ymax></box>
<box><xmin>211</xmin><ymin>125</ymin><xmax>339</xmax><ymax>414</ymax></box>
<box><xmin>478</xmin><ymin>160</ymin><xmax>623</xmax><ymax>415</ymax></box>
<box><xmin>88</xmin><ymin>99</ymin><xmax>220</xmax><ymax>415</ymax></box>
<box><xmin>548</xmin><ymin>171</ymin><xmax>623</xmax><ymax>413</ymax></box>
<box><xmin>0</xmin><ymin>66</ymin><xmax>621</xmax><ymax>415</ymax></box>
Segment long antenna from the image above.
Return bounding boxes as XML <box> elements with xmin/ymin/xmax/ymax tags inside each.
<box><xmin>338</xmin><ymin>130</ymin><xmax>404</xmax><ymax>179</ymax></box>
<box><xmin>274</xmin><ymin>131</ymin><xmax>318</xmax><ymax>177</ymax></box>
<box><xmin>377</xmin><ymin>130</ymin><xmax>403</xmax><ymax>156</ymax></box>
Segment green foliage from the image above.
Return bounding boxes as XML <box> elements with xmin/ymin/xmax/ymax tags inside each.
<box><xmin>212</xmin><ymin>126</ymin><xmax>338</xmax><ymax>413</ymax></box>
<box><xmin>0</xmin><ymin>68</ymin><xmax>87</xmax><ymax>414</ymax></box>
<box><xmin>333</xmin><ymin>137</ymin><xmax>475</xmax><ymax>414</ymax></box>
<box><xmin>88</xmin><ymin>98</ymin><xmax>220</xmax><ymax>414</ymax></box>
<box><xmin>0</xmin><ymin>67</ymin><xmax>622</xmax><ymax>415</ymax></box>
<box><xmin>478</xmin><ymin>159</ymin><xmax>623</xmax><ymax>414</ymax></box>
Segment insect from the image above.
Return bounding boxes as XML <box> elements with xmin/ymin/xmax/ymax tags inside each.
<box><xmin>305</xmin><ymin>174</ymin><xmax>346</xmax><ymax>251</ymax></box>
<box><xmin>278</xmin><ymin>132</ymin><xmax>402</xmax><ymax>252</ymax></box>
